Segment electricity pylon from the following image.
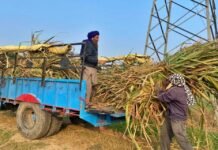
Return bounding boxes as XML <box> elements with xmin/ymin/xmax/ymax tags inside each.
<box><xmin>144</xmin><ymin>0</ymin><xmax>217</xmax><ymax>61</ymax></box>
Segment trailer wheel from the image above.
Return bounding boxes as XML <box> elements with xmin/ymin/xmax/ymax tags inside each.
<box><xmin>46</xmin><ymin>115</ymin><xmax>63</xmax><ymax>136</ymax></box>
<box><xmin>16</xmin><ymin>102</ymin><xmax>51</xmax><ymax>139</ymax></box>
<box><xmin>70</xmin><ymin>116</ymin><xmax>86</xmax><ymax>125</ymax></box>
<box><xmin>70</xmin><ymin>116</ymin><xmax>81</xmax><ymax>124</ymax></box>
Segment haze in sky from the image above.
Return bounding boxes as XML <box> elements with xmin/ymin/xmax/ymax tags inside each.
<box><xmin>0</xmin><ymin>0</ymin><xmax>216</xmax><ymax>57</ymax></box>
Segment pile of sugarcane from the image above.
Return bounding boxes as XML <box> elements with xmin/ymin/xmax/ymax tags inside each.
<box><xmin>0</xmin><ymin>32</ymin><xmax>83</xmax><ymax>79</ymax></box>
<box><xmin>0</xmin><ymin>45</ymin><xmax>82</xmax><ymax>79</ymax></box>
<box><xmin>0</xmin><ymin>44</ymin><xmax>72</xmax><ymax>54</ymax></box>
<box><xmin>93</xmin><ymin>42</ymin><xmax>218</xmax><ymax>149</ymax></box>
<box><xmin>0</xmin><ymin>31</ymin><xmax>152</xmax><ymax>80</ymax></box>
<box><xmin>0</xmin><ymin>49</ymin><xmax>151</xmax><ymax>80</ymax></box>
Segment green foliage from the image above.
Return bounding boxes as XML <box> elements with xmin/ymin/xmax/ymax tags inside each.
<box><xmin>109</xmin><ymin>122</ymin><xmax>126</xmax><ymax>133</ymax></box>
<box><xmin>0</xmin><ymin>129</ymin><xmax>15</xmax><ymax>145</ymax></box>
<box><xmin>187</xmin><ymin>127</ymin><xmax>218</xmax><ymax>150</ymax></box>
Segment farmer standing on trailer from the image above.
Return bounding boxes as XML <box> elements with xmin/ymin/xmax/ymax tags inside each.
<box><xmin>156</xmin><ymin>74</ymin><xmax>195</xmax><ymax>150</ymax></box>
<box><xmin>80</xmin><ymin>31</ymin><xmax>105</xmax><ymax>108</ymax></box>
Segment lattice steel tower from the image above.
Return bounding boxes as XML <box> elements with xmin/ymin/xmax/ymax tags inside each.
<box><xmin>145</xmin><ymin>0</ymin><xmax>217</xmax><ymax>61</ymax></box>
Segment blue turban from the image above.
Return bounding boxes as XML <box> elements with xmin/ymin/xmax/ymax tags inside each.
<box><xmin>87</xmin><ymin>31</ymin><xmax>100</xmax><ymax>40</ymax></box>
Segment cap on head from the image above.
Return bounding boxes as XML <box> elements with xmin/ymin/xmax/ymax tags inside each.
<box><xmin>87</xmin><ymin>31</ymin><xmax>100</xmax><ymax>40</ymax></box>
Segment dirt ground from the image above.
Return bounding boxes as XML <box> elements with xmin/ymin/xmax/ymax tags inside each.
<box><xmin>0</xmin><ymin>110</ymin><xmax>135</xmax><ymax>150</ymax></box>
<box><xmin>1</xmin><ymin>108</ymin><xmax>217</xmax><ymax>150</ymax></box>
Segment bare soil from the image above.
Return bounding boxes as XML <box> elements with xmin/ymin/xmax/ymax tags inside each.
<box><xmin>0</xmin><ymin>110</ymin><xmax>135</xmax><ymax>150</ymax></box>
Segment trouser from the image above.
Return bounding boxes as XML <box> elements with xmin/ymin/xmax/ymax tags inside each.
<box><xmin>83</xmin><ymin>66</ymin><xmax>97</xmax><ymax>101</ymax></box>
<box><xmin>160</xmin><ymin>117</ymin><xmax>193</xmax><ymax>150</ymax></box>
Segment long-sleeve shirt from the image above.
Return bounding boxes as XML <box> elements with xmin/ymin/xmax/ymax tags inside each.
<box><xmin>80</xmin><ymin>39</ymin><xmax>98</xmax><ymax>68</ymax></box>
<box><xmin>157</xmin><ymin>86</ymin><xmax>188</xmax><ymax>121</ymax></box>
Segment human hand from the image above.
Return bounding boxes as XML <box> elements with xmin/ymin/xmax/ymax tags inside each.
<box><xmin>98</xmin><ymin>57</ymin><xmax>107</xmax><ymax>64</ymax></box>
<box><xmin>154</xmin><ymin>84</ymin><xmax>162</xmax><ymax>93</ymax></box>
<box><xmin>98</xmin><ymin>59</ymin><xmax>107</xmax><ymax>64</ymax></box>
<box><xmin>162</xmin><ymin>79</ymin><xmax>170</xmax><ymax>89</ymax></box>
<box><xmin>152</xmin><ymin>103</ymin><xmax>160</xmax><ymax>111</ymax></box>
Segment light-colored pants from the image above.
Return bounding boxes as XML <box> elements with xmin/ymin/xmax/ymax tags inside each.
<box><xmin>160</xmin><ymin>117</ymin><xmax>193</xmax><ymax>150</ymax></box>
<box><xmin>83</xmin><ymin>66</ymin><xmax>97</xmax><ymax>101</ymax></box>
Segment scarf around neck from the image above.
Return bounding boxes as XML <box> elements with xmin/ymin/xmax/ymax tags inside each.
<box><xmin>168</xmin><ymin>74</ymin><xmax>196</xmax><ymax>106</ymax></box>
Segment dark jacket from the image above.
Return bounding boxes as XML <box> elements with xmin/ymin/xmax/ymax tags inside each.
<box><xmin>80</xmin><ymin>39</ymin><xmax>98</xmax><ymax>68</ymax></box>
<box><xmin>157</xmin><ymin>86</ymin><xmax>188</xmax><ymax>121</ymax></box>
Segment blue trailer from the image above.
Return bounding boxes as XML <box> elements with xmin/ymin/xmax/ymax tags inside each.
<box><xmin>0</xmin><ymin>42</ymin><xmax>125</xmax><ymax>139</ymax></box>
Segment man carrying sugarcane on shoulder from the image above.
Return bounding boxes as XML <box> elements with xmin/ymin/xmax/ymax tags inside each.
<box><xmin>80</xmin><ymin>31</ymin><xmax>105</xmax><ymax>109</ymax></box>
<box><xmin>156</xmin><ymin>74</ymin><xmax>195</xmax><ymax>150</ymax></box>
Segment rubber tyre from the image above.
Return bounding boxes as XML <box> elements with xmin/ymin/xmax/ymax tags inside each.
<box><xmin>46</xmin><ymin>115</ymin><xmax>63</xmax><ymax>136</ymax></box>
<box><xmin>16</xmin><ymin>102</ymin><xmax>51</xmax><ymax>139</ymax></box>
<box><xmin>70</xmin><ymin>116</ymin><xmax>81</xmax><ymax>124</ymax></box>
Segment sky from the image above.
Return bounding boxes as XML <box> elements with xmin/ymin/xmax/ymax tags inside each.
<box><xmin>0</xmin><ymin>0</ymin><xmax>217</xmax><ymax>57</ymax></box>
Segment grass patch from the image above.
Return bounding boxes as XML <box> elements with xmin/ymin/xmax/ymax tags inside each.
<box><xmin>0</xmin><ymin>141</ymin><xmax>47</xmax><ymax>150</ymax></box>
<box><xmin>208</xmin><ymin>132</ymin><xmax>218</xmax><ymax>150</ymax></box>
<box><xmin>1</xmin><ymin>110</ymin><xmax>16</xmax><ymax>117</ymax></box>
<box><xmin>0</xmin><ymin>129</ymin><xmax>15</xmax><ymax>145</ymax></box>
<box><xmin>109</xmin><ymin>122</ymin><xmax>218</xmax><ymax>149</ymax></box>
<box><xmin>108</xmin><ymin>122</ymin><xmax>126</xmax><ymax>133</ymax></box>
<box><xmin>188</xmin><ymin>127</ymin><xmax>218</xmax><ymax>149</ymax></box>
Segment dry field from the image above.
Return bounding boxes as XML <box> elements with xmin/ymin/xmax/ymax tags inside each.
<box><xmin>0</xmin><ymin>110</ymin><xmax>135</xmax><ymax>150</ymax></box>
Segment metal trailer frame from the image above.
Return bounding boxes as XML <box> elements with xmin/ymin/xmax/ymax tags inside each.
<box><xmin>0</xmin><ymin>42</ymin><xmax>125</xmax><ymax>127</ymax></box>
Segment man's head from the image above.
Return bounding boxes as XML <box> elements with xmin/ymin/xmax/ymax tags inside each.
<box><xmin>87</xmin><ymin>31</ymin><xmax>100</xmax><ymax>43</ymax></box>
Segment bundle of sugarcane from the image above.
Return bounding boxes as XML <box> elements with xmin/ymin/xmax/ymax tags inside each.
<box><xmin>0</xmin><ymin>51</ymin><xmax>81</xmax><ymax>79</ymax></box>
<box><xmin>99</xmin><ymin>54</ymin><xmax>151</xmax><ymax>65</ymax></box>
<box><xmin>168</xmin><ymin>42</ymin><xmax>218</xmax><ymax>98</ymax></box>
<box><xmin>0</xmin><ymin>50</ymin><xmax>151</xmax><ymax>80</ymax></box>
<box><xmin>92</xmin><ymin>59</ymin><xmax>166</xmax><ymax>149</ymax></box>
<box><xmin>93</xmin><ymin>42</ymin><xmax>218</xmax><ymax>149</ymax></box>
<box><xmin>0</xmin><ymin>44</ymin><xmax>72</xmax><ymax>54</ymax></box>
<box><xmin>0</xmin><ymin>30</ymin><xmax>152</xmax><ymax>80</ymax></box>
